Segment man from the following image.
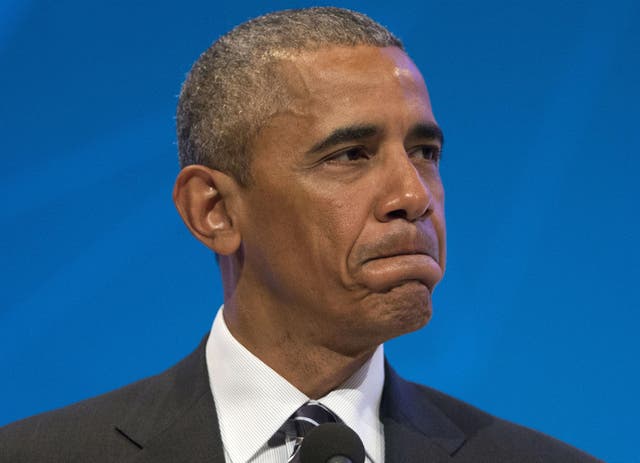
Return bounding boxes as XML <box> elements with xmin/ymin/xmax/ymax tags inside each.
<box><xmin>0</xmin><ymin>7</ymin><xmax>601</xmax><ymax>463</ymax></box>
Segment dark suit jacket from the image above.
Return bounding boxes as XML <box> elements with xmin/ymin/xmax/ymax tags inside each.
<box><xmin>0</xmin><ymin>337</ymin><xmax>602</xmax><ymax>462</ymax></box>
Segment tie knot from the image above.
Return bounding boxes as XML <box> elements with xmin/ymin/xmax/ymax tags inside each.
<box><xmin>291</xmin><ymin>401</ymin><xmax>339</xmax><ymax>437</ymax></box>
<box><xmin>269</xmin><ymin>401</ymin><xmax>341</xmax><ymax>459</ymax></box>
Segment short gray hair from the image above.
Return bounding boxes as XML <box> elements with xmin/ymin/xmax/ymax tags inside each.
<box><xmin>176</xmin><ymin>7</ymin><xmax>404</xmax><ymax>185</ymax></box>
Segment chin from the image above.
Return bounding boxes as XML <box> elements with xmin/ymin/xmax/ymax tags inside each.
<box><xmin>388</xmin><ymin>282</ymin><xmax>433</xmax><ymax>332</ymax></box>
<box><xmin>360</xmin><ymin>281</ymin><xmax>434</xmax><ymax>344</ymax></box>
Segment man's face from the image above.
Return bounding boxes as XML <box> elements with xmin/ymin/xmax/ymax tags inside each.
<box><xmin>234</xmin><ymin>45</ymin><xmax>446</xmax><ymax>352</ymax></box>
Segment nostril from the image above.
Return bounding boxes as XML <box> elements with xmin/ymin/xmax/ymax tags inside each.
<box><xmin>387</xmin><ymin>209</ymin><xmax>408</xmax><ymax>220</ymax></box>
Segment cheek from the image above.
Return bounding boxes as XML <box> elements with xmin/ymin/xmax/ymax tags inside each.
<box><xmin>296</xmin><ymin>194</ymin><xmax>371</xmax><ymax>294</ymax></box>
<box><xmin>307</xmin><ymin>197</ymin><xmax>363</xmax><ymax>266</ymax></box>
<box><xmin>298</xmin><ymin>177</ymin><xmax>371</xmax><ymax>247</ymax></box>
<box><xmin>247</xmin><ymin>184</ymin><xmax>351</xmax><ymax>263</ymax></box>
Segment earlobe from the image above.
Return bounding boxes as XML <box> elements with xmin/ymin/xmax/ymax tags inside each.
<box><xmin>172</xmin><ymin>165</ymin><xmax>242</xmax><ymax>255</ymax></box>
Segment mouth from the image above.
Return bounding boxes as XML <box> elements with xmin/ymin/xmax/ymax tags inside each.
<box><xmin>361</xmin><ymin>232</ymin><xmax>440</xmax><ymax>265</ymax></box>
<box><xmin>363</xmin><ymin>249</ymin><xmax>437</xmax><ymax>264</ymax></box>
<box><xmin>359</xmin><ymin>251</ymin><xmax>441</xmax><ymax>292</ymax></box>
<box><xmin>355</xmin><ymin>231</ymin><xmax>442</xmax><ymax>292</ymax></box>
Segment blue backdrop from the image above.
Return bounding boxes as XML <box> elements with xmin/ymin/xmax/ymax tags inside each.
<box><xmin>1</xmin><ymin>1</ymin><xmax>638</xmax><ymax>461</ymax></box>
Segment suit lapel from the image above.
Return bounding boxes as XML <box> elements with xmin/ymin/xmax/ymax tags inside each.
<box><xmin>115</xmin><ymin>336</ymin><xmax>226</xmax><ymax>463</ymax></box>
<box><xmin>111</xmin><ymin>340</ymin><xmax>467</xmax><ymax>463</ymax></box>
<box><xmin>381</xmin><ymin>362</ymin><xmax>466</xmax><ymax>462</ymax></box>
<box><xmin>126</xmin><ymin>391</ymin><xmax>225</xmax><ymax>463</ymax></box>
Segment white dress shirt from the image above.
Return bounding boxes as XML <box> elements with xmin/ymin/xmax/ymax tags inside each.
<box><xmin>205</xmin><ymin>306</ymin><xmax>385</xmax><ymax>463</ymax></box>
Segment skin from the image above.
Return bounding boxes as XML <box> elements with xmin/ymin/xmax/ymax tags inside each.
<box><xmin>174</xmin><ymin>45</ymin><xmax>446</xmax><ymax>398</ymax></box>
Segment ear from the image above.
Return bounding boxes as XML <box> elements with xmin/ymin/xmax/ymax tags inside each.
<box><xmin>173</xmin><ymin>165</ymin><xmax>242</xmax><ymax>255</ymax></box>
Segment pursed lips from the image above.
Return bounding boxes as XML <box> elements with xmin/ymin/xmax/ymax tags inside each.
<box><xmin>374</xmin><ymin>250</ymin><xmax>436</xmax><ymax>260</ymax></box>
<box><xmin>357</xmin><ymin>240</ymin><xmax>441</xmax><ymax>292</ymax></box>
<box><xmin>369</xmin><ymin>247</ymin><xmax>436</xmax><ymax>262</ymax></box>
<box><xmin>361</xmin><ymin>237</ymin><xmax>439</xmax><ymax>265</ymax></box>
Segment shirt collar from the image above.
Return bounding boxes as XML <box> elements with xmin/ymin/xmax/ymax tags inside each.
<box><xmin>205</xmin><ymin>306</ymin><xmax>385</xmax><ymax>463</ymax></box>
<box><xmin>316</xmin><ymin>343</ymin><xmax>385</xmax><ymax>463</ymax></box>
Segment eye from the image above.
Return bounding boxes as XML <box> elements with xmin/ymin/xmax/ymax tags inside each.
<box><xmin>327</xmin><ymin>146</ymin><xmax>371</xmax><ymax>162</ymax></box>
<box><xmin>409</xmin><ymin>144</ymin><xmax>441</xmax><ymax>163</ymax></box>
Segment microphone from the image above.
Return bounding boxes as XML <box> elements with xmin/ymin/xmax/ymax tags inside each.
<box><xmin>299</xmin><ymin>422</ymin><xmax>366</xmax><ymax>463</ymax></box>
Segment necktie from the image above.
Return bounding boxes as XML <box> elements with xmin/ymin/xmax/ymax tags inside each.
<box><xmin>280</xmin><ymin>401</ymin><xmax>340</xmax><ymax>462</ymax></box>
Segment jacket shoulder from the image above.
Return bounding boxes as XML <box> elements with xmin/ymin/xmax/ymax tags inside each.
<box><xmin>406</xmin><ymin>379</ymin><xmax>604</xmax><ymax>462</ymax></box>
<box><xmin>0</xmin><ymin>339</ymin><xmax>209</xmax><ymax>463</ymax></box>
<box><xmin>0</xmin><ymin>369</ymin><xmax>164</xmax><ymax>463</ymax></box>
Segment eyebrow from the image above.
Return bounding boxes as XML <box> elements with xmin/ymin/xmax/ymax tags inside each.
<box><xmin>307</xmin><ymin>121</ymin><xmax>444</xmax><ymax>155</ymax></box>
<box><xmin>307</xmin><ymin>124</ymin><xmax>380</xmax><ymax>155</ymax></box>
<box><xmin>408</xmin><ymin>122</ymin><xmax>445</xmax><ymax>148</ymax></box>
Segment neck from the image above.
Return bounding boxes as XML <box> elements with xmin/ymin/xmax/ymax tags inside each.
<box><xmin>222</xmin><ymin>298</ymin><xmax>377</xmax><ymax>399</ymax></box>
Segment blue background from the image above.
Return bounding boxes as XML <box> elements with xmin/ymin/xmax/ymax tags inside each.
<box><xmin>1</xmin><ymin>1</ymin><xmax>638</xmax><ymax>461</ymax></box>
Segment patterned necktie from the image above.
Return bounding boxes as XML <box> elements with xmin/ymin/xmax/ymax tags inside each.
<box><xmin>278</xmin><ymin>400</ymin><xmax>340</xmax><ymax>462</ymax></box>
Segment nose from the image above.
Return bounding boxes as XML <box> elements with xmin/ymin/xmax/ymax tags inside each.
<box><xmin>374</xmin><ymin>150</ymin><xmax>433</xmax><ymax>222</ymax></box>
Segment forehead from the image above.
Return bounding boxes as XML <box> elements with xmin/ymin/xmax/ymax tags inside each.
<box><xmin>247</xmin><ymin>45</ymin><xmax>437</xmax><ymax>170</ymax></box>
<box><xmin>274</xmin><ymin>45</ymin><xmax>434</xmax><ymax>127</ymax></box>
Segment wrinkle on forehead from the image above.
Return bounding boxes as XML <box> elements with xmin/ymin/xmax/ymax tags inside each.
<box><xmin>256</xmin><ymin>45</ymin><xmax>434</xmax><ymax>142</ymax></box>
<box><xmin>379</xmin><ymin>47</ymin><xmax>432</xmax><ymax>109</ymax></box>
<box><xmin>277</xmin><ymin>46</ymin><xmax>429</xmax><ymax>113</ymax></box>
